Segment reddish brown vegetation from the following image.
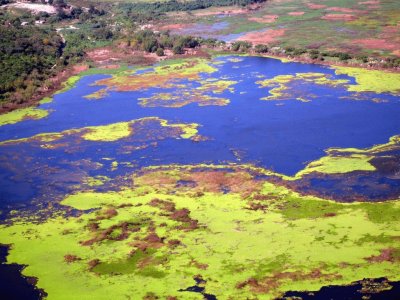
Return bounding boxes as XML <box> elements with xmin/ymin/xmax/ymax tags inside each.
<box><xmin>167</xmin><ymin>239</ymin><xmax>182</xmax><ymax>248</ymax></box>
<box><xmin>326</xmin><ymin>7</ymin><xmax>361</xmax><ymax>13</ymax></box>
<box><xmin>80</xmin><ymin>221</ymin><xmax>140</xmax><ymax>246</ymax></box>
<box><xmin>88</xmin><ymin>259</ymin><xmax>100</xmax><ymax>270</ymax></box>
<box><xmin>138</xmin><ymin>169</ymin><xmax>262</xmax><ymax>196</ymax></box>
<box><xmin>248</xmin><ymin>15</ymin><xmax>278</xmax><ymax>23</ymax></box>
<box><xmin>323</xmin><ymin>212</ymin><xmax>337</xmax><ymax>217</ymax></box>
<box><xmin>358</xmin><ymin>0</ymin><xmax>380</xmax><ymax>4</ymax></box>
<box><xmin>159</xmin><ymin>23</ymin><xmax>188</xmax><ymax>30</ymax></box>
<box><xmin>64</xmin><ymin>254</ymin><xmax>81</xmax><ymax>263</ymax></box>
<box><xmin>288</xmin><ymin>11</ymin><xmax>305</xmax><ymax>16</ymax></box>
<box><xmin>86</xmin><ymin>47</ymin><xmax>157</xmax><ymax>66</ymax></box>
<box><xmin>321</xmin><ymin>14</ymin><xmax>357</xmax><ymax>21</ymax></box>
<box><xmin>95</xmin><ymin>208</ymin><xmax>118</xmax><ymax>220</ymax></box>
<box><xmin>236</xmin><ymin>269</ymin><xmax>341</xmax><ymax>293</ymax></box>
<box><xmin>149</xmin><ymin>198</ymin><xmax>176</xmax><ymax>212</ymax></box>
<box><xmin>238</xmin><ymin>29</ymin><xmax>285</xmax><ymax>44</ymax></box>
<box><xmin>144</xmin><ymin>233</ymin><xmax>163</xmax><ymax>244</ymax></box>
<box><xmin>190</xmin><ymin>259</ymin><xmax>209</xmax><ymax>270</ymax></box>
<box><xmin>352</xmin><ymin>39</ymin><xmax>398</xmax><ymax>51</ymax></box>
<box><xmin>148</xmin><ymin>198</ymin><xmax>200</xmax><ymax>231</ymax></box>
<box><xmin>365</xmin><ymin>248</ymin><xmax>400</xmax><ymax>263</ymax></box>
<box><xmin>307</xmin><ymin>3</ymin><xmax>327</xmax><ymax>9</ymax></box>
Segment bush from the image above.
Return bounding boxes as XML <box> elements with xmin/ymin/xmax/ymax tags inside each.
<box><xmin>172</xmin><ymin>44</ymin><xmax>184</xmax><ymax>54</ymax></box>
<box><xmin>156</xmin><ymin>48</ymin><xmax>164</xmax><ymax>56</ymax></box>
<box><xmin>254</xmin><ymin>44</ymin><xmax>268</xmax><ymax>53</ymax></box>
<box><xmin>231</xmin><ymin>41</ymin><xmax>251</xmax><ymax>52</ymax></box>
<box><xmin>292</xmin><ymin>48</ymin><xmax>307</xmax><ymax>56</ymax></box>
<box><xmin>201</xmin><ymin>38</ymin><xmax>219</xmax><ymax>47</ymax></box>
<box><xmin>178</xmin><ymin>36</ymin><xmax>199</xmax><ymax>48</ymax></box>
<box><xmin>338</xmin><ymin>52</ymin><xmax>352</xmax><ymax>61</ymax></box>
<box><xmin>142</xmin><ymin>37</ymin><xmax>158</xmax><ymax>53</ymax></box>
<box><xmin>285</xmin><ymin>46</ymin><xmax>294</xmax><ymax>52</ymax></box>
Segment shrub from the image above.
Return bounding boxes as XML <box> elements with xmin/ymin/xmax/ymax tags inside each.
<box><xmin>156</xmin><ymin>48</ymin><xmax>165</xmax><ymax>56</ymax></box>
<box><xmin>254</xmin><ymin>44</ymin><xmax>268</xmax><ymax>53</ymax></box>
<box><xmin>172</xmin><ymin>44</ymin><xmax>184</xmax><ymax>54</ymax></box>
<box><xmin>293</xmin><ymin>48</ymin><xmax>307</xmax><ymax>56</ymax></box>
<box><xmin>231</xmin><ymin>41</ymin><xmax>251</xmax><ymax>52</ymax></box>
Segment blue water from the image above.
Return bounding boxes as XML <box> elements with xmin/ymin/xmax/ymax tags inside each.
<box><xmin>0</xmin><ymin>56</ymin><xmax>399</xmax><ymax>211</ymax></box>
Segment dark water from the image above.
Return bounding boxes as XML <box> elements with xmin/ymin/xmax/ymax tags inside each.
<box><xmin>0</xmin><ymin>246</ymin><xmax>44</xmax><ymax>300</ymax></box>
<box><xmin>179</xmin><ymin>277</ymin><xmax>217</xmax><ymax>300</ymax></box>
<box><xmin>280</xmin><ymin>278</ymin><xmax>400</xmax><ymax>300</ymax></box>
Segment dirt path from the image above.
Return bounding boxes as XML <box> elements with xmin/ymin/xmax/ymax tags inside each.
<box><xmin>3</xmin><ymin>2</ymin><xmax>56</xmax><ymax>14</ymax></box>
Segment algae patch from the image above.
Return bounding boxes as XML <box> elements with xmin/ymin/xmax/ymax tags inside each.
<box><xmin>256</xmin><ymin>72</ymin><xmax>349</xmax><ymax>102</ymax></box>
<box><xmin>82</xmin><ymin>122</ymin><xmax>132</xmax><ymax>142</ymax></box>
<box><xmin>295</xmin><ymin>154</ymin><xmax>376</xmax><ymax>178</ymax></box>
<box><xmin>0</xmin><ymin>117</ymin><xmax>200</xmax><ymax>145</ymax></box>
<box><xmin>334</xmin><ymin>66</ymin><xmax>400</xmax><ymax>94</ymax></box>
<box><xmin>84</xmin><ymin>58</ymin><xmax>219</xmax><ymax>101</ymax></box>
<box><xmin>0</xmin><ymin>107</ymin><xmax>49</xmax><ymax>126</ymax></box>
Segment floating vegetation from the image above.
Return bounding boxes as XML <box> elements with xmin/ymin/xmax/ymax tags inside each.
<box><xmin>56</xmin><ymin>75</ymin><xmax>81</xmax><ymax>95</ymax></box>
<box><xmin>138</xmin><ymin>76</ymin><xmax>237</xmax><ymax>108</ymax></box>
<box><xmin>294</xmin><ymin>154</ymin><xmax>376</xmax><ymax>178</ymax></box>
<box><xmin>82</xmin><ymin>122</ymin><xmax>133</xmax><ymax>142</ymax></box>
<box><xmin>84</xmin><ymin>59</ymin><xmax>219</xmax><ymax>100</ymax></box>
<box><xmin>0</xmin><ymin>107</ymin><xmax>49</xmax><ymax>126</ymax></box>
<box><xmin>0</xmin><ymin>165</ymin><xmax>399</xmax><ymax>299</ymax></box>
<box><xmin>334</xmin><ymin>66</ymin><xmax>400</xmax><ymax>94</ymax></box>
<box><xmin>289</xmin><ymin>135</ymin><xmax>400</xmax><ymax>179</ymax></box>
<box><xmin>0</xmin><ymin>117</ymin><xmax>200</xmax><ymax>145</ymax></box>
<box><xmin>138</xmin><ymin>91</ymin><xmax>230</xmax><ymax>108</ymax></box>
<box><xmin>256</xmin><ymin>72</ymin><xmax>349</xmax><ymax>101</ymax></box>
<box><xmin>83</xmin><ymin>89</ymin><xmax>109</xmax><ymax>100</ymax></box>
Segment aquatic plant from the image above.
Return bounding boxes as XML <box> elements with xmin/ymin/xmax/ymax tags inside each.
<box><xmin>84</xmin><ymin>59</ymin><xmax>219</xmax><ymax>100</ymax></box>
<box><xmin>0</xmin><ymin>117</ymin><xmax>200</xmax><ymax>145</ymax></box>
<box><xmin>0</xmin><ymin>107</ymin><xmax>49</xmax><ymax>126</ymax></box>
<box><xmin>334</xmin><ymin>66</ymin><xmax>400</xmax><ymax>94</ymax></box>
<box><xmin>257</xmin><ymin>72</ymin><xmax>349</xmax><ymax>101</ymax></box>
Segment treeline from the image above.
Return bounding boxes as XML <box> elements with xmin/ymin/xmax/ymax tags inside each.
<box><xmin>119</xmin><ymin>0</ymin><xmax>266</xmax><ymax>22</ymax></box>
<box><xmin>228</xmin><ymin>42</ymin><xmax>400</xmax><ymax>68</ymax></box>
<box><xmin>125</xmin><ymin>30</ymin><xmax>222</xmax><ymax>55</ymax></box>
<box><xmin>283</xmin><ymin>47</ymin><xmax>400</xmax><ymax>67</ymax></box>
<box><xmin>0</xmin><ymin>22</ymin><xmax>63</xmax><ymax>105</ymax></box>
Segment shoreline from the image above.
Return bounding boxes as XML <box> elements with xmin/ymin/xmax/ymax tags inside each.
<box><xmin>1</xmin><ymin>46</ymin><xmax>399</xmax><ymax>116</ymax></box>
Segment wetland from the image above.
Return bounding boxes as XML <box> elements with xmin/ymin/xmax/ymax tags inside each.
<box><xmin>0</xmin><ymin>55</ymin><xmax>400</xmax><ymax>299</ymax></box>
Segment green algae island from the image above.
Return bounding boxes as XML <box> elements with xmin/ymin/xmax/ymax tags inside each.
<box><xmin>0</xmin><ymin>55</ymin><xmax>400</xmax><ymax>300</ymax></box>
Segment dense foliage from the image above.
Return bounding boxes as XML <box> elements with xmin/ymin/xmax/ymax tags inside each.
<box><xmin>126</xmin><ymin>30</ymin><xmax>206</xmax><ymax>54</ymax></box>
<box><xmin>0</xmin><ymin>21</ymin><xmax>63</xmax><ymax>104</ymax></box>
<box><xmin>118</xmin><ymin>0</ymin><xmax>266</xmax><ymax>22</ymax></box>
<box><xmin>0</xmin><ymin>6</ymin><xmax>118</xmax><ymax>107</ymax></box>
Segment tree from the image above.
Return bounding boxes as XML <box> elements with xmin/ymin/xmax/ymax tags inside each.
<box><xmin>54</xmin><ymin>0</ymin><xmax>67</xmax><ymax>8</ymax></box>
<box><xmin>231</xmin><ymin>41</ymin><xmax>251</xmax><ymax>52</ymax></box>
<box><xmin>254</xmin><ymin>44</ymin><xmax>268</xmax><ymax>53</ymax></box>
<box><xmin>142</xmin><ymin>37</ymin><xmax>158</xmax><ymax>53</ymax></box>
